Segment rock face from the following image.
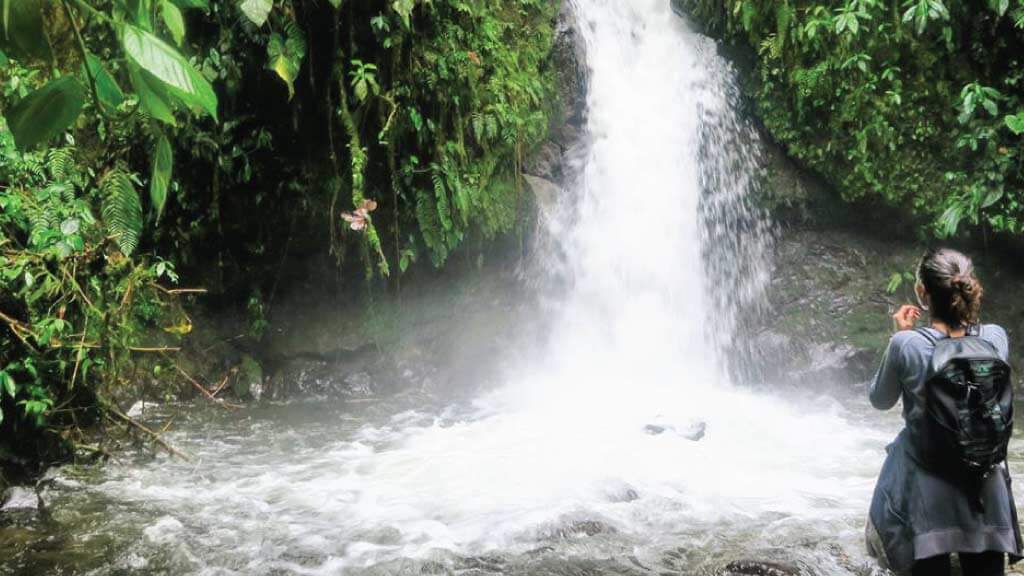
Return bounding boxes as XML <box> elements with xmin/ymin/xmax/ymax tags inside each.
<box><xmin>523</xmin><ymin>4</ymin><xmax>586</xmax><ymax>200</ymax></box>
<box><xmin>745</xmin><ymin>225</ymin><xmax>1024</xmax><ymax>393</ymax></box>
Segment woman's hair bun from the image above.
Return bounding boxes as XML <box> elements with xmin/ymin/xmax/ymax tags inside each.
<box><xmin>918</xmin><ymin>249</ymin><xmax>983</xmax><ymax>329</ymax></box>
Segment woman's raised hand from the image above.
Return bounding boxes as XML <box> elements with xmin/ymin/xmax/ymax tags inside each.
<box><xmin>892</xmin><ymin>304</ymin><xmax>922</xmax><ymax>332</ymax></box>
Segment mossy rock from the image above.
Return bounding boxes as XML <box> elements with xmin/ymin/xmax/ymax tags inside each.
<box><xmin>234</xmin><ymin>355</ymin><xmax>263</xmax><ymax>400</ymax></box>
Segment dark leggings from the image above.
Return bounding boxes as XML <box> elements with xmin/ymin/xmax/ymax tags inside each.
<box><xmin>912</xmin><ymin>552</ymin><xmax>1005</xmax><ymax>576</ymax></box>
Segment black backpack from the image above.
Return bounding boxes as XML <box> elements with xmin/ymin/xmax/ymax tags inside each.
<box><xmin>910</xmin><ymin>326</ymin><xmax>1014</xmax><ymax>491</ymax></box>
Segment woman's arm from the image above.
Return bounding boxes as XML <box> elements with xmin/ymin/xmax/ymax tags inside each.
<box><xmin>869</xmin><ymin>305</ymin><xmax>921</xmax><ymax>410</ymax></box>
<box><xmin>869</xmin><ymin>335</ymin><xmax>906</xmax><ymax>410</ymax></box>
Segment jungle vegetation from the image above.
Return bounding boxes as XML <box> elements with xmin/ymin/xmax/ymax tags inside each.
<box><xmin>683</xmin><ymin>0</ymin><xmax>1024</xmax><ymax>237</ymax></box>
<box><xmin>0</xmin><ymin>0</ymin><xmax>559</xmax><ymax>470</ymax></box>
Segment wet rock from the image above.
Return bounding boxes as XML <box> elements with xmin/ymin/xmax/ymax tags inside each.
<box><xmin>342</xmin><ymin>371</ymin><xmax>374</xmax><ymax>396</ymax></box>
<box><xmin>643</xmin><ymin>420</ymin><xmax>706</xmax><ymax>441</ymax></box>
<box><xmin>603</xmin><ymin>481</ymin><xmax>640</xmax><ymax>503</ymax></box>
<box><xmin>234</xmin><ymin>354</ymin><xmax>263</xmax><ymax>400</ymax></box>
<box><xmin>1</xmin><ymin>487</ymin><xmax>40</xmax><ymax>511</ymax></box>
<box><xmin>271</xmin><ymin>358</ymin><xmax>379</xmax><ymax>398</ymax></box>
<box><xmin>0</xmin><ymin>486</ymin><xmax>43</xmax><ymax>527</ymax></box>
<box><xmin>523</xmin><ymin>175</ymin><xmax>560</xmax><ymax>222</ymax></box>
<box><xmin>722</xmin><ymin>560</ymin><xmax>799</xmax><ymax>576</ymax></box>
<box><xmin>548</xmin><ymin>519</ymin><xmax>617</xmax><ymax>539</ymax></box>
<box><xmin>524</xmin><ymin>141</ymin><xmax>564</xmax><ymax>182</ymax></box>
<box><xmin>643</xmin><ymin>424</ymin><xmax>666</xmax><ymax>435</ymax></box>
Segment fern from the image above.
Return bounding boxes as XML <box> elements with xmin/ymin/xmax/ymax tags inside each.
<box><xmin>430</xmin><ymin>164</ymin><xmax>454</xmax><ymax>235</ymax></box>
<box><xmin>46</xmin><ymin>148</ymin><xmax>75</xmax><ymax>181</ymax></box>
<box><xmin>415</xmin><ymin>191</ymin><xmax>447</xmax><ymax>265</ymax></box>
<box><xmin>100</xmin><ymin>169</ymin><xmax>144</xmax><ymax>256</ymax></box>
<box><xmin>12</xmin><ymin>154</ymin><xmax>46</xmax><ymax>183</ymax></box>
<box><xmin>25</xmin><ymin>202</ymin><xmax>58</xmax><ymax>247</ymax></box>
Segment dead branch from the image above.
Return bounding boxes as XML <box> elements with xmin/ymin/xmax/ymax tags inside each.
<box><xmin>151</xmin><ymin>283</ymin><xmax>208</xmax><ymax>296</ymax></box>
<box><xmin>105</xmin><ymin>406</ymin><xmax>190</xmax><ymax>461</ymax></box>
<box><xmin>170</xmin><ymin>361</ymin><xmax>243</xmax><ymax>409</ymax></box>
<box><xmin>210</xmin><ymin>366</ymin><xmax>238</xmax><ymax>398</ymax></box>
<box><xmin>128</xmin><ymin>346</ymin><xmax>182</xmax><ymax>353</ymax></box>
<box><xmin>0</xmin><ymin>308</ymin><xmax>40</xmax><ymax>353</ymax></box>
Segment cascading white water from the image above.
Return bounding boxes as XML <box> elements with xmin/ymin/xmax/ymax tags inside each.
<box><xmin>30</xmin><ymin>2</ymin><xmax>903</xmax><ymax>574</ymax></box>
<box><xmin>278</xmin><ymin>0</ymin><xmax>889</xmax><ymax>567</ymax></box>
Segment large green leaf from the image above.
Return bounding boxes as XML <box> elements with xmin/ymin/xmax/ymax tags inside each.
<box><xmin>0</xmin><ymin>0</ymin><xmax>52</xmax><ymax>61</ymax></box>
<box><xmin>121</xmin><ymin>24</ymin><xmax>218</xmax><ymax>119</ymax></box>
<box><xmin>82</xmin><ymin>55</ymin><xmax>125</xmax><ymax>111</ymax></box>
<box><xmin>1007</xmin><ymin>113</ymin><xmax>1024</xmax><ymax>135</ymax></box>
<box><xmin>150</xmin><ymin>135</ymin><xmax>173</xmax><ymax>220</ymax></box>
<box><xmin>129</xmin><ymin>66</ymin><xmax>177</xmax><ymax>125</ymax></box>
<box><xmin>238</xmin><ymin>0</ymin><xmax>272</xmax><ymax>26</ymax></box>
<box><xmin>5</xmin><ymin>76</ymin><xmax>85</xmax><ymax>150</ymax></box>
<box><xmin>266</xmin><ymin>23</ymin><xmax>305</xmax><ymax>100</ymax></box>
<box><xmin>161</xmin><ymin>0</ymin><xmax>185</xmax><ymax>46</ymax></box>
<box><xmin>171</xmin><ymin>0</ymin><xmax>209</xmax><ymax>8</ymax></box>
<box><xmin>128</xmin><ymin>0</ymin><xmax>153</xmax><ymax>27</ymax></box>
<box><xmin>0</xmin><ymin>370</ymin><xmax>15</xmax><ymax>398</ymax></box>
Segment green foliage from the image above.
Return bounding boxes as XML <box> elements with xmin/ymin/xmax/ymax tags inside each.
<box><xmin>239</xmin><ymin>0</ymin><xmax>273</xmax><ymax>26</ymax></box>
<box><xmin>0</xmin><ymin>0</ymin><xmax>211</xmax><ymax>463</ymax></box>
<box><xmin>0</xmin><ymin>124</ymin><xmax>186</xmax><ymax>442</ymax></box>
<box><xmin>361</xmin><ymin>0</ymin><xmax>558</xmax><ymax>266</ymax></box>
<box><xmin>685</xmin><ymin>0</ymin><xmax>1024</xmax><ymax>238</ymax></box>
<box><xmin>121</xmin><ymin>25</ymin><xmax>218</xmax><ymax>119</ymax></box>
<box><xmin>0</xmin><ymin>0</ymin><xmax>560</xmax><ymax>466</ymax></box>
<box><xmin>100</xmin><ymin>168</ymin><xmax>144</xmax><ymax>255</ymax></box>
<box><xmin>5</xmin><ymin>76</ymin><xmax>86</xmax><ymax>150</ymax></box>
<box><xmin>266</xmin><ymin>19</ymin><xmax>305</xmax><ymax>99</ymax></box>
<box><xmin>149</xmin><ymin>135</ymin><xmax>173</xmax><ymax>221</ymax></box>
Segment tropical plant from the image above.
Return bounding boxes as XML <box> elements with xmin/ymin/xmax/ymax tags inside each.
<box><xmin>683</xmin><ymin>0</ymin><xmax>1024</xmax><ymax>238</ymax></box>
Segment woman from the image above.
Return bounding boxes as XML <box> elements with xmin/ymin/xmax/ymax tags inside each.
<box><xmin>866</xmin><ymin>248</ymin><xmax>1022</xmax><ymax>575</ymax></box>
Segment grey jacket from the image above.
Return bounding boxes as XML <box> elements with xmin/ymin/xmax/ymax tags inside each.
<box><xmin>866</xmin><ymin>325</ymin><xmax>1023</xmax><ymax>572</ymax></box>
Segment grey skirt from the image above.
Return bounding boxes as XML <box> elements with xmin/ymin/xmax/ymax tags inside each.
<box><xmin>866</xmin><ymin>430</ymin><xmax>1023</xmax><ymax>573</ymax></box>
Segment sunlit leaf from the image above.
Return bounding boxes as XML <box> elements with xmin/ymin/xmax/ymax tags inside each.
<box><xmin>60</xmin><ymin>218</ymin><xmax>80</xmax><ymax>235</ymax></box>
<box><xmin>238</xmin><ymin>0</ymin><xmax>272</xmax><ymax>26</ymax></box>
<box><xmin>163</xmin><ymin>321</ymin><xmax>192</xmax><ymax>335</ymax></box>
<box><xmin>171</xmin><ymin>0</ymin><xmax>209</xmax><ymax>9</ymax></box>
<box><xmin>129</xmin><ymin>66</ymin><xmax>177</xmax><ymax>125</ymax></box>
<box><xmin>150</xmin><ymin>135</ymin><xmax>173</xmax><ymax>220</ymax></box>
<box><xmin>0</xmin><ymin>371</ymin><xmax>15</xmax><ymax>398</ymax></box>
<box><xmin>266</xmin><ymin>26</ymin><xmax>306</xmax><ymax>100</ymax></box>
<box><xmin>121</xmin><ymin>24</ymin><xmax>218</xmax><ymax>119</ymax></box>
<box><xmin>5</xmin><ymin>76</ymin><xmax>86</xmax><ymax>150</ymax></box>
<box><xmin>981</xmin><ymin>187</ymin><xmax>1004</xmax><ymax>209</ymax></box>
<box><xmin>161</xmin><ymin>0</ymin><xmax>186</xmax><ymax>46</ymax></box>
<box><xmin>1005</xmin><ymin>113</ymin><xmax>1024</xmax><ymax>135</ymax></box>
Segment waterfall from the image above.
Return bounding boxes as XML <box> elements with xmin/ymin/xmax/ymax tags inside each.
<box><xmin>524</xmin><ymin>0</ymin><xmax>772</xmax><ymax>415</ymax></box>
